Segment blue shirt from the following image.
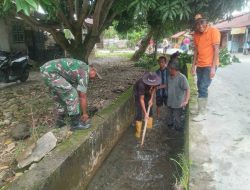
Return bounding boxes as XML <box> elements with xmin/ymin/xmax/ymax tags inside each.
<box><xmin>156</xmin><ymin>68</ymin><xmax>168</xmax><ymax>97</ymax></box>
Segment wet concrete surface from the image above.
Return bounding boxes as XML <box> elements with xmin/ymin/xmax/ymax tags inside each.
<box><xmin>189</xmin><ymin>54</ymin><xmax>250</xmax><ymax>190</ymax></box>
<box><xmin>87</xmin><ymin>110</ymin><xmax>184</xmax><ymax>190</ymax></box>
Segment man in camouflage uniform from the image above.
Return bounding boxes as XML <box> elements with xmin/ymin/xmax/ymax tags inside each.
<box><xmin>40</xmin><ymin>58</ymin><xmax>97</xmax><ymax>130</ymax></box>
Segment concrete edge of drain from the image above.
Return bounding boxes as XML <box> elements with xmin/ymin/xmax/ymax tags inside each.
<box><xmin>6</xmin><ymin>87</ymin><xmax>135</xmax><ymax>190</ymax></box>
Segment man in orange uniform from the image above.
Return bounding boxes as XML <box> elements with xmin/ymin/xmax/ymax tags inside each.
<box><xmin>191</xmin><ymin>14</ymin><xmax>221</xmax><ymax>121</ymax></box>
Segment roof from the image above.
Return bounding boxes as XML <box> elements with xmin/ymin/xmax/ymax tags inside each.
<box><xmin>214</xmin><ymin>12</ymin><xmax>250</xmax><ymax>31</ymax></box>
<box><xmin>171</xmin><ymin>31</ymin><xmax>186</xmax><ymax>38</ymax></box>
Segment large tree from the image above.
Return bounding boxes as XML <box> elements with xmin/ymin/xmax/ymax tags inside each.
<box><xmin>121</xmin><ymin>0</ymin><xmax>247</xmax><ymax>61</ymax></box>
<box><xmin>0</xmin><ymin>0</ymin><xmax>131</xmax><ymax>62</ymax></box>
<box><xmin>1</xmin><ymin>0</ymin><xmax>246</xmax><ymax>62</ymax></box>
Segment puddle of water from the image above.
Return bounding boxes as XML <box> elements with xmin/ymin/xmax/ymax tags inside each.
<box><xmin>87</xmin><ymin>111</ymin><xmax>184</xmax><ymax>190</ymax></box>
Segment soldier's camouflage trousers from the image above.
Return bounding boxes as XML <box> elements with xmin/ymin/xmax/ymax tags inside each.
<box><xmin>41</xmin><ymin>72</ymin><xmax>80</xmax><ymax>116</ymax></box>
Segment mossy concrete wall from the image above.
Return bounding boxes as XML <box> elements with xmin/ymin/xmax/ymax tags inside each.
<box><xmin>7</xmin><ymin>88</ymin><xmax>135</xmax><ymax>190</ymax></box>
<box><xmin>188</xmin><ymin>65</ymin><xmax>213</xmax><ymax>189</ymax></box>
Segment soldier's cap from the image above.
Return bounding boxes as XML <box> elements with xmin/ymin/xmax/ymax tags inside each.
<box><xmin>90</xmin><ymin>64</ymin><xmax>102</xmax><ymax>79</ymax></box>
<box><xmin>194</xmin><ymin>14</ymin><xmax>207</xmax><ymax>24</ymax></box>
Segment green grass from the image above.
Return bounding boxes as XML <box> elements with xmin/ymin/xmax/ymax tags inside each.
<box><xmin>14</xmin><ymin>140</ymin><xmax>28</xmax><ymax>158</ymax></box>
<box><xmin>95</xmin><ymin>51</ymin><xmax>133</xmax><ymax>59</ymax></box>
<box><xmin>171</xmin><ymin>153</ymin><xmax>190</xmax><ymax>190</ymax></box>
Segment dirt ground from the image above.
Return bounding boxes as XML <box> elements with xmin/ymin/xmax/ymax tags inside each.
<box><xmin>0</xmin><ymin>57</ymin><xmax>145</xmax><ymax>187</ymax></box>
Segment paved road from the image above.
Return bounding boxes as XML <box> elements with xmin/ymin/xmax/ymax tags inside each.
<box><xmin>190</xmin><ymin>55</ymin><xmax>250</xmax><ymax>190</ymax></box>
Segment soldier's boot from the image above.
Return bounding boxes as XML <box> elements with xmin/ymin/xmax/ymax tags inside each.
<box><xmin>135</xmin><ymin>121</ymin><xmax>142</xmax><ymax>138</ymax></box>
<box><xmin>70</xmin><ymin>114</ymin><xmax>91</xmax><ymax>131</ymax></box>
<box><xmin>147</xmin><ymin>117</ymin><xmax>153</xmax><ymax>129</ymax></box>
<box><xmin>56</xmin><ymin>113</ymin><xmax>66</xmax><ymax>128</ymax></box>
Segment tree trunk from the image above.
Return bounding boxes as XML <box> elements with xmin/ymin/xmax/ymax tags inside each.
<box><xmin>65</xmin><ymin>34</ymin><xmax>99</xmax><ymax>63</ymax></box>
<box><xmin>131</xmin><ymin>28</ymin><xmax>154</xmax><ymax>61</ymax></box>
<box><xmin>153</xmin><ymin>40</ymin><xmax>158</xmax><ymax>61</ymax></box>
<box><xmin>82</xmin><ymin>35</ymin><xmax>99</xmax><ymax>63</ymax></box>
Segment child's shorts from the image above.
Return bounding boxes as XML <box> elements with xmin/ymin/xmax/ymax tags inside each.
<box><xmin>156</xmin><ymin>96</ymin><xmax>167</xmax><ymax>107</ymax></box>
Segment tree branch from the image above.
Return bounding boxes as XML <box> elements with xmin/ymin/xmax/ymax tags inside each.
<box><xmin>100</xmin><ymin>11</ymin><xmax>117</xmax><ymax>32</ymax></box>
<box><xmin>16</xmin><ymin>11</ymin><xmax>56</xmax><ymax>32</ymax></box>
<box><xmin>58</xmin><ymin>10</ymin><xmax>72</xmax><ymax>30</ymax></box>
<box><xmin>92</xmin><ymin>0</ymin><xmax>105</xmax><ymax>35</ymax></box>
<box><xmin>75</xmin><ymin>0</ymin><xmax>80</xmax><ymax>19</ymax></box>
<box><xmin>50</xmin><ymin>30</ymin><xmax>71</xmax><ymax>50</ymax></box>
<box><xmin>11</xmin><ymin>10</ymin><xmax>71</xmax><ymax>51</ymax></box>
<box><xmin>98</xmin><ymin>0</ymin><xmax>115</xmax><ymax>29</ymax></box>
<box><xmin>67</xmin><ymin>0</ymin><xmax>75</xmax><ymax>23</ymax></box>
<box><xmin>77</xmin><ymin>0</ymin><xmax>90</xmax><ymax>29</ymax></box>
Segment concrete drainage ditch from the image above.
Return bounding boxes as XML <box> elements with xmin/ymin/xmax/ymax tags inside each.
<box><xmin>6</xmin><ymin>87</ymin><xmax>187</xmax><ymax>190</ymax></box>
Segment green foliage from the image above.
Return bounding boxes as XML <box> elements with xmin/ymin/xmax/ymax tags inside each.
<box><xmin>219</xmin><ymin>48</ymin><xmax>232</xmax><ymax>66</ymax></box>
<box><xmin>1</xmin><ymin>0</ymin><xmax>58</xmax><ymax>18</ymax></box>
<box><xmin>0</xmin><ymin>0</ymin><xmax>247</xmax><ymax>62</ymax></box>
<box><xmin>134</xmin><ymin>54</ymin><xmax>157</xmax><ymax>69</ymax></box>
<box><xmin>179</xmin><ymin>52</ymin><xmax>192</xmax><ymax>65</ymax></box>
<box><xmin>103</xmin><ymin>26</ymin><xmax>119</xmax><ymax>39</ymax></box>
<box><xmin>127</xmin><ymin>0</ymin><xmax>247</xmax><ymax>32</ymax></box>
<box><xmin>127</xmin><ymin>29</ymin><xmax>147</xmax><ymax>48</ymax></box>
<box><xmin>177</xmin><ymin>52</ymin><xmax>192</xmax><ymax>77</ymax></box>
<box><xmin>96</xmin><ymin>51</ymin><xmax>133</xmax><ymax>59</ymax></box>
<box><xmin>107</xmin><ymin>44</ymin><xmax>117</xmax><ymax>53</ymax></box>
<box><xmin>170</xmin><ymin>153</ymin><xmax>190</xmax><ymax>190</ymax></box>
<box><xmin>219</xmin><ymin>48</ymin><xmax>240</xmax><ymax>67</ymax></box>
<box><xmin>2</xmin><ymin>0</ymin><xmax>39</xmax><ymax>15</ymax></box>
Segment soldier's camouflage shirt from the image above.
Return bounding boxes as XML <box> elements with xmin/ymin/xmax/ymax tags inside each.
<box><xmin>40</xmin><ymin>58</ymin><xmax>89</xmax><ymax>93</ymax></box>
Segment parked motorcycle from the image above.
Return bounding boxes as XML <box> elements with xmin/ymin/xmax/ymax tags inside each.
<box><xmin>0</xmin><ymin>51</ymin><xmax>31</xmax><ymax>83</ymax></box>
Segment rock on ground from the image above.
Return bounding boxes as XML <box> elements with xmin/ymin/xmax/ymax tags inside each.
<box><xmin>10</xmin><ymin>123</ymin><xmax>31</xmax><ymax>141</ymax></box>
<box><xmin>17</xmin><ymin>132</ymin><xmax>57</xmax><ymax>169</ymax></box>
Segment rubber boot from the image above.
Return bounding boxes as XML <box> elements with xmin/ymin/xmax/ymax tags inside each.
<box><xmin>70</xmin><ymin>114</ymin><xmax>91</xmax><ymax>131</ymax></box>
<box><xmin>190</xmin><ymin>102</ymin><xmax>199</xmax><ymax>115</ymax></box>
<box><xmin>192</xmin><ymin>98</ymin><xmax>207</xmax><ymax>122</ymax></box>
<box><xmin>147</xmin><ymin>117</ymin><xmax>153</xmax><ymax>129</ymax></box>
<box><xmin>135</xmin><ymin>121</ymin><xmax>142</xmax><ymax>138</ymax></box>
<box><xmin>56</xmin><ymin>113</ymin><xmax>66</xmax><ymax>128</ymax></box>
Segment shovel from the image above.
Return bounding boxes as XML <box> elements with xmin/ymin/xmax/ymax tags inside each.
<box><xmin>141</xmin><ymin>105</ymin><xmax>151</xmax><ymax>147</ymax></box>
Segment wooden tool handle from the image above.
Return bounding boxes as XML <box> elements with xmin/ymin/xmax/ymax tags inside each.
<box><xmin>141</xmin><ymin>105</ymin><xmax>151</xmax><ymax>147</ymax></box>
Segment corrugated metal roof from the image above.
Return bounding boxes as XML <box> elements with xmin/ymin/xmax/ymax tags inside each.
<box><xmin>214</xmin><ymin>12</ymin><xmax>250</xmax><ymax>31</ymax></box>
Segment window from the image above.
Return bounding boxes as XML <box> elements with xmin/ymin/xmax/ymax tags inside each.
<box><xmin>12</xmin><ymin>22</ymin><xmax>25</xmax><ymax>43</ymax></box>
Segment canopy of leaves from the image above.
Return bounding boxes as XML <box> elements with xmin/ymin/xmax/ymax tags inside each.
<box><xmin>0</xmin><ymin>0</ymin><xmax>134</xmax><ymax>61</ymax></box>
<box><xmin>114</xmin><ymin>0</ymin><xmax>246</xmax><ymax>42</ymax></box>
<box><xmin>0</xmin><ymin>0</ymin><xmax>247</xmax><ymax>61</ymax></box>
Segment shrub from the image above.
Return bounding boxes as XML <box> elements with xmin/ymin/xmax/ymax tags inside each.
<box><xmin>219</xmin><ymin>48</ymin><xmax>240</xmax><ymax>67</ymax></box>
<box><xmin>178</xmin><ymin>52</ymin><xmax>192</xmax><ymax>77</ymax></box>
<box><xmin>171</xmin><ymin>154</ymin><xmax>190</xmax><ymax>190</ymax></box>
<box><xmin>134</xmin><ymin>54</ymin><xmax>157</xmax><ymax>69</ymax></box>
<box><xmin>178</xmin><ymin>52</ymin><xmax>192</xmax><ymax>65</ymax></box>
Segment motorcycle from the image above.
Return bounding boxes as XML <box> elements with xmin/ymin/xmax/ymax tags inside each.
<box><xmin>0</xmin><ymin>50</ymin><xmax>32</xmax><ymax>83</ymax></box>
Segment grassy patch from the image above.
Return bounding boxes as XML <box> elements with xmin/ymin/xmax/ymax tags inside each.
<box><xmin>187</xmin><ymin>64</ymin><xmax>197</xmax><ymax>105</ymax></box>
<box><xmin>171</xmin><ymin>153</ymin><xmax>190</xmax><ymax>190</ymax></box>
<box><xmin>95</xmin><ymin>51</ymin><xmax>133</xmax><ymax>59</ymax></box>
